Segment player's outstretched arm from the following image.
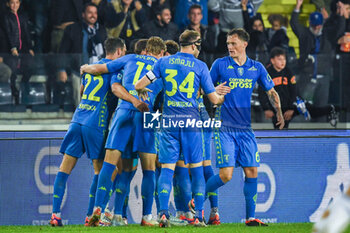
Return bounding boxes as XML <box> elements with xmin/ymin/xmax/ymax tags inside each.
<box><xmin>215</xmin><ymin>81</ymin><xmax>231</xmax><ymax>95</ymax></box>
<box><xmin>112</xmin><ymin>83</ymin><xmax>149</xmax><ymax>112</ymax></box>
<box><xmin>266</xmin><ymin>88</ymin><xmax>285</xmax><ymax>129</ymax></box>
<box><xmin>80</xmin><ymin>64</ymin><xmax>108</xmax><ymax>76</ymax></box>
<box><xmin>207</xmin><ymin>92</ymin><xmax>225</xmax><ymax>105</ymax></box>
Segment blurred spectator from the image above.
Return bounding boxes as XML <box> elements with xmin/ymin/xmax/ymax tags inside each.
<box><xmin>142</xmin><ymin>6</ymin><xmax>180</xmax><ymax>41</ymax></box>
<box><xmin>50</xmin><ymin>0</ymin><xmax>85</xmax><ymax>53</ymax></box>
<box><xmin>183</xmin><ymin>4</ymin><xmax>216</xmax><ymax>65</ymax></box>
<box><xmin>258</xmin><ymin>47</ymin><xmax>297</xmax><ymax>128</ymax></box>
<box><xmin>208</xmin><ymin>0</ymin><xmax>263</xmax><ymax>54</ymax></box>
<box><xmin>266</xmin><ymin>14</ymin><xmax>289</xmax><ymax>52</ymax></box>
<box><xmin>164</xmin><ymin>39</ymin><xmax>179</xmax><ymax>55</ymax></box>
<box><xmin>103</xmin><ymin>0</ymin><xmax>147</xmax><ymax>49</ymax></box>
<box><xmin>56</xmin><ymin>3</ymin><xmax>107</xmax><ymax>106</ymax></box>
<box><xmin>327</xmin><ymin>0</ymin><xmax>350</xmax><ymax>119</ymax></box>
<box><xmin>242</xmin><ymin>8</ymin><xmax>269</xmax><ymax>64</ymax></box>
<box><xmin>31</xmin><ymin>0</ymin><xmax>51</xmax><ymax>53</ymax></box>
<box><xmin>2</xmin><ymin>0</ymin><xmax>34</xmax><ymax>104</ymax></box>
<box><xmin>290</xmin><ymin>0</ymin><xmax>338</xmax><ymax>108</ymax></box>
<box><xmin>312</xmin><ymin>0</ymin><xmax>332</xmax><ymax>19</ymax></box>
<box><xmin>174</xmin><ymin>0</ymin><xmax>208</xmax><ymax>30</ymax></box>
<box><xmin>142</xmin><ymin>0</ymin><xmax>172</xmax><ymax>21</ymax></box>
<box><xmin>258</xmin><ymin>47</ymin><xmax>339</xmax><ymax>128</ymax></box>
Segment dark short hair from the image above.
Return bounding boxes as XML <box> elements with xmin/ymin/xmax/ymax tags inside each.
<box><xmin>83</xmin><ymin>2</ymin><xmax>98</xmax><ymax>12</ymax></box>
<box><xmin>227</xmin><ymin>28</ymin><xmax>250</xmax><ymax>43</ymax></box>
<box><xmin>165</xmin><ymin>40</ymin><xmax>179</xmax><ymax>55</ymax></box>
<box><xmin>104</xmin><ymin>38</ymin><xmax>125</xmax><ymax>55</ymax></box>
<box><xmin>156</xmin><ymin>6</ymin><xmax>170</xmax><ymax>15</ymax></box>
<box><xmin>188</xmin><ymin>4</ymin><xmax>202</xmax><ymax>14</ymax></box>
<box><xmin>134</xmin><ymin>39</ymin><xmax>148</xmax><ymax>55</ymax></box>
<box><xmin>270</xmin><ymin>47</ymin><xmax>286</xmax><ymax>59</ymax></box>
<box><xmin>179</xmin><ymin>30</ymin><xmax>200</xmax><ymax>47</ymax></box>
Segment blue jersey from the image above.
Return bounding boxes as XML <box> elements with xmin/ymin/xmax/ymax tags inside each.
<box><xmin>108</xmin><ymin>54</ymin><xmax>158</xmax><ymax>111</ymax></box>
<box><xmin>210</xmin><ymin>56</ymin><xmax>274</xmax><ymax>128</ymax></box>
<box><xmin>150</xmin><ymin>52</ymin><xmax>216</xmax><ymax>119</ymax></box>
<box><xmin>72</xmin><ymin>58</ymin><xmax>118</xmax><ymax>130</ymax></box>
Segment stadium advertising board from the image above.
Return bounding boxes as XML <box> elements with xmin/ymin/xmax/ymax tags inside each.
<box><xmin>0</xmin><ymin>131</ymin><xmax>349</xmax><ymax>225</ymax></box>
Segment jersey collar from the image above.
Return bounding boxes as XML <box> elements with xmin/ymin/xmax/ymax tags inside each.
<box><xmin>228</xmin><ymin>56</ymin><xmax>252</xmax><ymax>67</ymax></box>
<box><xmin>175</xmin><ymin>52</ymin><xmax>195</xmax><ymax>59</ymax></box>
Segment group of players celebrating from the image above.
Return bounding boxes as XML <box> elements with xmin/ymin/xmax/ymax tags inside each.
<box><xmin>49</xmin><ymin>28</ymin><xmax>286</xmax><ymax>228</ymax></box>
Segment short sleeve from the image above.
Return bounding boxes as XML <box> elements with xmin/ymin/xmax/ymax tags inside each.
<box><xmin>111</xmin><ymin>71</ymin><xmax>123</xmax><ymax>86</ymax></box>
<box><xmin>151</xmin><ymin>58</ymin><xmax>162</xmax><ymax>79</ymax></box>
<box><xmin>106</xmin><ymin>54</ymin><xmax>131</xmax><ymax>73</ymax></box>
<box><xmin>200</xmin><ymin>63</ymin><xmax>216</xmax><ymax>95</ymax></box>
<box><xmin>257</xmin><ymin>63</ymin><xmax>275</xmax><ymax>91</ymax></box>
<box><xmin>209</xmin><ymin>59</ymin><xmax>220</xmax><ymax>85</ymax></box>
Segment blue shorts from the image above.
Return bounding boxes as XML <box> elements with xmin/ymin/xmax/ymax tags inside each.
<box><xmin>202</xmin><ymin>128</ymin><xmax>212</xmax><ymax>161</ymax></box>
<box><xmin>105</xmin><ymin>108</ymin><xmax>156</xmax><ymax>158</ymax></box>
<box><xmin>158</xmin><ymin>128</ymin><xmax>203</xmax><ymax>164</ymax></box>
<box><xmin>214</xmin><ymin>126</ymin><xmax>260</xmax><ymax>168</ymax></box>
<box><xmin>60</xmin><ymin>123</ymin><xmax>106</xmax><ymax>160</ymax></box>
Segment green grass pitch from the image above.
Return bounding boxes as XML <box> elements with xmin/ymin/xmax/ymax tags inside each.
<box><xmin>0</xmin><ymin>223</ymin><xmax>320</xmax><ymax>233</ymax></box>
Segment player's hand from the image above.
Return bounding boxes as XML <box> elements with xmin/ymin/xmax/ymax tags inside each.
<box><xmin>283</xmin><ymin>110</ymin><xmax>294</xmax><ymax>121</ymax></box>
<box><xmin>133</xmin><ymin>100</ymin><xmax>149</xmax><ymax>112</ymax></box>
<box><xmin>80</xmin><ymin>64</ymin><xmax>88</xmax><ymax>75</ymax></box>
<box><xmin>264</xmin><ymin>110</ymin><xmax>274</xmax><ymax>119</ymax></box>
<box><xmin>29</xmin><ymin>49</ymin><xmax>35</xmax><ymax>56</ymax></box>
<box><xmin>275</xmin><ymin>112</ymin><xmax>285</xmax><ymax>130</ymax></box>
<box><xmin>137</xmin><ymin>88</ymin><xmax>152</xmax><ymax>101</ymax></box>
<box><xmin>215</xmin><ymin>81</ymin><xmax>231</xmax><ymax>95</ymax></box>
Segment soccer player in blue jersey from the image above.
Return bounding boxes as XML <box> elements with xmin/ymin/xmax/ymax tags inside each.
<box><xmin>135</xmin><ymin>30</ymin><xmax>230</xmax><ymax>227</ymax></box>
<box><xmin>80</xmin><ymin>37</ymin><xmax>166</xmax><ymax>226</ymax></box>
<box><xmin>49</xmin><ymin>38</ymin><xmax>126</xmax><ymax>227</ymax></box>
<box><xmin>205</xmin><ymin>28</ymin><xmax>285</xmax><ymax>227</ymax></box>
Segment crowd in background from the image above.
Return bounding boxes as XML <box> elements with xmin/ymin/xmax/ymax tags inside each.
<box><xmin>0</xmin><ymin>0</ymin><xmax>349</xmax><ymax>124</ymax></box>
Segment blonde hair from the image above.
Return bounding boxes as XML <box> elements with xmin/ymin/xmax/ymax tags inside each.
<box><xmin>179</xmin><ymin>30</ymin><xmax>200</xmax><ymax>47</ymax></box>
<box><xmin>146</xmin><ymin>36</ymin><xmax>166</xmax><ymax>55</ymax></box>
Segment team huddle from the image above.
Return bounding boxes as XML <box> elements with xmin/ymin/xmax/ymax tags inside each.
<box><xmin>49</xmin><ymin>28</ymin><xmax>285</xmax><ymax>228</ymax></box>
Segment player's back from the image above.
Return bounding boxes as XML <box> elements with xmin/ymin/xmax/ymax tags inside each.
<box><xmin>111</xmin><ymin>54</ymin><xmax>158</xmax><ymax>111</ymax></box>
<box><xmin>153</xmin><ymin>52</ymin><xmax>211</xmax><ymax>118</ymax></box>
<box><xmin>72</xmin><ymin>58</ymin><xmax>117</xmax><ymax>130</ymax></box>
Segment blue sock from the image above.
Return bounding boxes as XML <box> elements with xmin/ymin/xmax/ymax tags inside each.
<box><xmin>142</xmin><ymin>170</ymin><xmax>155</xmax><ymax>215</ymax></box>
<box><xmin>114</xmin><ymin>171</ymin><xmax>133</xmax><ymax>215</ymax></box>
<box><xmin>158</xmin><ymin>168</ymin><xmax>174</xmax><ymax>216</ymax></box>
<box><xmin>95</xmin><ymin>162</ymin><xmax>115</xmax><ymax>208</ymax></box>
<box><xmin>204</xmin><ymin>165</ymin><xmax>218</xmax><ymax>208</ymax></box>
<box><xmin>244</xmin><ymin>177</ymin><xmax>258</xmax><ymax>219</ymax></box>
<box><xmin>122</xmin><ymin>170</ymin><xmax>136</xmax><ymax>218</ymax></box>
<box><xmin>101</xmin><ymin>173</ymin><xmax>119</xmax><ymax>211</ymax></box>
<box><xmin>190</xmin><ymin>166</ymin><xmax>205</xmax><ymax>221</ymax></box>
<box><xmin>122</xmin><ymin>195</ymin><xmax>129</xmax><ymax>218</ymax></box>
<box><xmin>175</xmin><ymin>166</ymin><xmax>191</xmax><ymax>212</ymax></box>
<box><xmin>52</xmin><ymin>171</ymin><xmax>69</xmax><ymax>213</ymax></box>
<box><xmin>155</xmin><ymin>166</ymin><xmax>161</xmax><ymax>213</ymax></box>
<box><xmin>173</xmin><ymin>175</ymin><xmax>181</xmax><ymax>212</ymax></box>
<box><xmin>205</xmin><ymin>174</ymin><xmax>225</xmax><ymax>197</ymax></box>
<box><xmin>87</xmin><ymin>174</ymin><xmax>98</xmax><ymax>216</ymax></box>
